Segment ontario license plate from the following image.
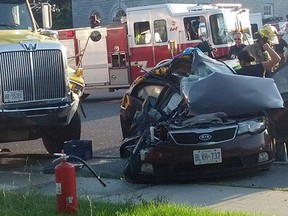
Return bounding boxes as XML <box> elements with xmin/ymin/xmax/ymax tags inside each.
<box><xmin>4</xmin><ymin>90</ymin><xmax>24</xmax><ymax>103</ymax></box>
<box><xmin>193</xmin><ymin>148</ymin><xmax>222</xmax><ymax>165</ymax></box>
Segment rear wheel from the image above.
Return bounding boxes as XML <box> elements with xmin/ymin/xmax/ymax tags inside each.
<box><xmin>42</xmin><ymin>111</ymin><xmax>81</xmax><ymax>154</ymax></box>
<box><xmin>275</xmin><ymin>142</ymin><xmax>288</xmax><ymax>162</ymax></box>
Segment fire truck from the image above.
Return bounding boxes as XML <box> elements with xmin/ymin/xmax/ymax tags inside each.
<box><xmin>58</xmin><ymin>3</ymin><xmax>253</xmax><ymax>94</ymax></box>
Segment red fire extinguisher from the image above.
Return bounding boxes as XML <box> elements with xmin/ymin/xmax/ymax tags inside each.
<box><xmin>54</xmin><ymin>153</ymin><xmax>78</xmax><ymax>214</ymax></box>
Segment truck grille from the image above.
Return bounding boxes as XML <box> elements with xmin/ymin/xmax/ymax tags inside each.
<box><xmin>0</xmin><ymin>50</ymin><xmax>65</xmax><ymax>104</ymax></box>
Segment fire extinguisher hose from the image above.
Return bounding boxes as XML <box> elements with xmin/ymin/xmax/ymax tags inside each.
<box><xmin>68</xmin><ymin>155</ymin><xmax>107</xmax><ymax>187</ymax></box>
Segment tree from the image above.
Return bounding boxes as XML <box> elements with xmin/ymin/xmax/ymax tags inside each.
<box><xmin>29</xmin><ymin>0</ymin><xmax>73</xmax><ymax>30</ymax></box>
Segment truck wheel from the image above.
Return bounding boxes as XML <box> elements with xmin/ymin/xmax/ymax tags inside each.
<box><xmin>42</xmin><ymin>111</ymin><xmax>81</xmax><ymax>154</ymax></box>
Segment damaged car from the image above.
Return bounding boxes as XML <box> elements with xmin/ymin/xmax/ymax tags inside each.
<box><xmin>119</xmin><ymin>47</ymin><xmax>288</xmax><ymax>183</ymax></box>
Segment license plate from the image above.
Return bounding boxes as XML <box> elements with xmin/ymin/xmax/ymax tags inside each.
<box><xmin>193</xmin><ymin>148</ymin><xmax>222</xmax><ymax>165</ymax></box>
<box><xmin>4</xmin><ymin>90</ymin><xmax>24</xmax><ymax>103</ymax></box>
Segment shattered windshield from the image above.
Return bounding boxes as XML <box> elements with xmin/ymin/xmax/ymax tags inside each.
<box><xmin>168</xmin><ymin>48</ymin><xmax>235</xmax><ymax>79</ymax></box>
<box><xmin>190</xmin><ymin>49</ymin><xmax>235</xmax><ymax>78</ymax></box>
<box><xmin>0</xmin><ymin>1</ymin><xmax>34</xmax><ymax>31</ymax></box>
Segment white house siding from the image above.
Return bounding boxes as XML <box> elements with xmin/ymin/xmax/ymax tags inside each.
<box><xmin>72</xmin><ymin>0</ymin><xmax>288</xmax><ymax>28</ymax></box>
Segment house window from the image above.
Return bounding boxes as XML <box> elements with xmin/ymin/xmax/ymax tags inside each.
<box><xmin>90</xmin><ymin>11</ymin><xmax>101</xmax><ymax>27</ymax></box>
<box><xmin>264</xmin><ymin>4</ymin><xmax>273</xmax><ymax>18</ymax></box>
<box><xmin>113</xmin><ymin>9</ymin><xmax>126</xmax><ymax>22</ymax></box>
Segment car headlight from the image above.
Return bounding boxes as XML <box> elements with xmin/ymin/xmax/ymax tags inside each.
<box><xmin>237</xmin><ymin>118</ymin><xmax>266</xmax><ymax>135</ymax></box>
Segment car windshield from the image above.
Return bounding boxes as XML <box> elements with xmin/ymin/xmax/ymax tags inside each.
<box><xmin>168</xmin><ymin>48</ymin><xmax>235</xmax><ymax>78</ymax></box>
<box><xmin>0</xmin><ymin>1</ymin><xmax>34</xmax><ymax>31</ymax></box>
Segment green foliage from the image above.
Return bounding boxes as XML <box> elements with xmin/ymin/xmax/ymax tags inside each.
<box><xmin>51</xmin><ymin>0</ymin><xmax>73</xmax><ymax>29</ymax></box>
<box><xmin>29</xmin><ymin>0</ymin><xmax>73</xmax><ymax>30</ymax></box>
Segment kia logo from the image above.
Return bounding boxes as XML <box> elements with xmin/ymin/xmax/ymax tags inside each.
<box><xmin>199</xmin><ymin>134</ymin><xmax>212</xmax><ymax>141</ymax></box>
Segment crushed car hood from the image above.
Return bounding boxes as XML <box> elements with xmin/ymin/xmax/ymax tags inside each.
<box><xmin>180</xmin><ymin>49</ymin><xmax>284</xmax><ymax>116</ymax></box>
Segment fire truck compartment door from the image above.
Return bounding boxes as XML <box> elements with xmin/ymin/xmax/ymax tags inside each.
<box><xmin>109</xmin><ymin>68</ymin><xmax>129</xmax><ymax>85</ymax></box>
<box><xmin>76</xmin><ymin>28</ymin><xmax>109</xmax><ymax>84</ymax></box>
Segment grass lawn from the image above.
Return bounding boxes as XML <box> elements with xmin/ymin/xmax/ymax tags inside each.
<box><xmin>0</xmin><ymin>191</ymin><xmax>264</xmax><ymax>216</ymax></box>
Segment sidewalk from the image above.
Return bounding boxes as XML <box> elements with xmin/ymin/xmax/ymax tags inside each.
<box><xmin>1</xmin><ymin>162</ymin><xmax>288</xmax><ymax>216</ymax></box>
<box><xmin>38</xmin><ymin>176</ymin><xmax>288</xmax><ymax>216</ymax></box>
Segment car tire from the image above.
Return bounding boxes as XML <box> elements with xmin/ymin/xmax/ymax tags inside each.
<box><xmin>123</xmin><ymin>153</ymin><xmax>141</xmax><ymax>182</ymax></box>
<box><xmin>42</xmin><ymin>111</ymin><xmax>81</xmax><ymax>154</ymax></box>
<box><xmin>275</xmin><ymin>142</ymin><xmax>288</xmax><ymax>162</ymax></box>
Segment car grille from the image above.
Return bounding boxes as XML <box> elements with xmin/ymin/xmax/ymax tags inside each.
<box><xmin>169</xmin><ymin>125</ymin><xmax>237</xmax><ymax>145</ymax></box>
<box><xmin>0</xmin><ymin>50</ymin><xmax>65</xmax><ymax>104</ymax></box>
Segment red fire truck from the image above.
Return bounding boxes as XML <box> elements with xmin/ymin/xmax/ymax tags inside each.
<box><xmin>58</xmin><ymin>3</ymin><xmax>253</xmax><ymax>94</ymax></box>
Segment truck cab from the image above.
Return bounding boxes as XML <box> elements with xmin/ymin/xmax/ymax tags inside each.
<box><xmin>0</xmin><ymin>0</ymin><xmax>84</xmax><ymax>154</ymax></box>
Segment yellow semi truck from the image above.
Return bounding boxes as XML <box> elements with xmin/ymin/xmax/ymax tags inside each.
<box><xmin>0</xmin><ymin>0</ymin><xmax>85</xmax><ymax>154</ymax></box>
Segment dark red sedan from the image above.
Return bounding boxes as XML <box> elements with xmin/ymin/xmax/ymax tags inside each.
<box><xmin>120</xmin><ymin>48</ymin><xmax>288</xmax><ymax>183</ymax></box>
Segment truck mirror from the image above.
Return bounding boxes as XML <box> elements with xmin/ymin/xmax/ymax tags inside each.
<box><xmin>42</xmin><ymin>3</ymin><xmax>52</xmax><ymax>29</ymax></box>
<box><xmin>90</xmin><ymin>31</ymin><xmax>102</xmax><ymax>42</ymax></box>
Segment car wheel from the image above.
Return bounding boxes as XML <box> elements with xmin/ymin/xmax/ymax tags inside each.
<box><xmin>42</xmin><ymin>111</ymin><xmax>81</xmax><ymax>154</ymax></box>
<box><xmin>275</xmin><ymin>142</ymin><xmax>288</xmax><ymax>162</ymax></box>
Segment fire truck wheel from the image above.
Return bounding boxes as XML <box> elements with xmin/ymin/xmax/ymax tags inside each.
<box><xmin>42</xmin><ymin>111</ymin><xmax>81</xmax><ymax>154</ymax></box>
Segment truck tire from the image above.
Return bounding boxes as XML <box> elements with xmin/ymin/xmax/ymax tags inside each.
<box><xmin>42</xmin><ymin>111</ymin><xmax>81</xmax><ymax>154</ymax></box>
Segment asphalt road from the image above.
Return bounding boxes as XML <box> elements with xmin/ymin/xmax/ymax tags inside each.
<box><xmin>0</xmin><ymin>89</ymin><xmax>125</xmax><ymax>156</ymax></box>
<box><xmin>0</xmin><ymin>89</ymin><xmax>126</xmax><ymax>177</ymax></box>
